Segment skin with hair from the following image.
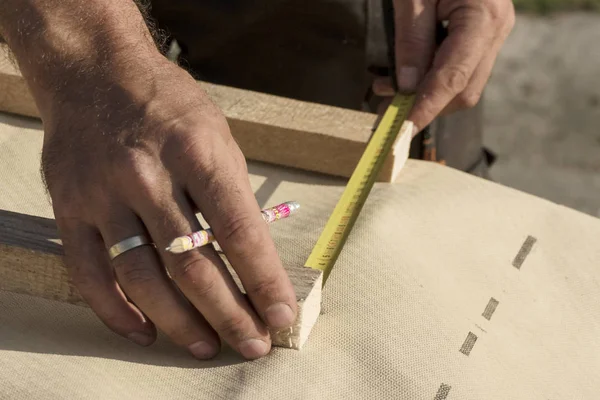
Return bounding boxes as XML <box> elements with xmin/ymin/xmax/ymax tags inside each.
<box><xmin>0</xmin><ymin>0</ymin><xmax>513</xmax><ymax>361</ymax></box>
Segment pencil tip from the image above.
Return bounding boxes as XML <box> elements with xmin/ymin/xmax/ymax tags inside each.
<box><xmin>288</xmin><ymin>201</ymin><xmax>300</xmax><ymax>213</ymax></box>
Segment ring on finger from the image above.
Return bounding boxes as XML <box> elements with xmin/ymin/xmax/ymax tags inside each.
<box><xmin>108</xmin><ymin>235</ymin><xmax>154</xmax><ymax>261</ymax></box>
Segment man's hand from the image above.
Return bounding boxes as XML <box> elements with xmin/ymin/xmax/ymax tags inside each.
<box><xmin>0</xmin><ymin>0</ymin><xmax>297</xmax><ymax>360</ymax></box>
<box><xmin>374</xmin><ymin>0</ymin><xmax>515</xmax><ymax>134</ymax></box>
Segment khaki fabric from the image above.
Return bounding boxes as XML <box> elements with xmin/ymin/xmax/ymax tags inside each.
<box><xmin>1</xmin><ymin>112</ymin><xmax>600</xmax><ymax>399</ymax></box>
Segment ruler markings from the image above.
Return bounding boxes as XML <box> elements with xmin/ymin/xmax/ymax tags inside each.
<box><xmin>304</xmin><ymin>94</ymin><xmax>414</xmax><ymax>283</ymax></box>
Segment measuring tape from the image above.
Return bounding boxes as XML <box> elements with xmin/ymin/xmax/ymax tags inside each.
<box><xmin>304</xmin><ymin>93</ymin><xmax>414</xmax><ymax>283</ymax></box>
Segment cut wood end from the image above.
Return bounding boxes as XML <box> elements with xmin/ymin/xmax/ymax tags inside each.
<box><xmin>271</xmin><ymin>266</ymin><xmax>323</xmax><ymax>350</ymax></box>
<box><xmin>376</xmin><ymin>120</ymin><xmax>414</xmax><ymax>183</ymax></box>
<box><xmin>390</xmin><ymin>120</ymin><xmax>414</xmax><ymax>182</ymax></box>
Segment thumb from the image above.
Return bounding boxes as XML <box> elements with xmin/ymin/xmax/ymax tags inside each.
<box><xmin>393</xmin><ymin>0</ymin><xmax>437</xmax><ymax>93</ymax></box>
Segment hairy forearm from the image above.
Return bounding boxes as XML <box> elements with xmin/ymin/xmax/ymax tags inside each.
<box><xmin>0</xmin><ymin>0</ymin><xmax>161</xmax><ymax>114</ymax></box>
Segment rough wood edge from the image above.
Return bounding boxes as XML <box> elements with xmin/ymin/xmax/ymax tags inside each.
<box><xmin>0</xmin><ymin>43</ymin><xmax>405</xmax><ymax>182</ymax></box>
<box><xmin>0</xmin><ymin>210</ymin><xmax>322</xmax><ymax>350</ymax></box>
<box><xmin>271</xmin><ymin>266</ymin><xmax>322</xmax><ymax>350</ymax></box>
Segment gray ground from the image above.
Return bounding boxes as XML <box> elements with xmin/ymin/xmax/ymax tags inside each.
<box><xmin>485</xmin><ymin>12</ymin><xmax>600</xmax><ymax>217</ymax></box>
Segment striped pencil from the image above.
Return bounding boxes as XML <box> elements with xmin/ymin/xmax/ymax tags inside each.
<box><xmin>165</xmin><ymin>201</ymin><xmax>300</xmax><ymax>254</ymax></box>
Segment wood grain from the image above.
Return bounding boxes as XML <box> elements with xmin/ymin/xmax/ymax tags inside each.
<box><xmin>0</xmin><ymin>44</ymin><xmax>408</xmax><ymax>181</ymax></box>
<box><xmin>0</xmin><ymin>209</ymin><xmax>322</xmax><ymax>350</ymax></box>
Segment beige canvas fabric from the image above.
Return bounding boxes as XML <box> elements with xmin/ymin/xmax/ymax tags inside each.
<box><xmin>1</xmin><ymin>112</ymin><xmax>600</xmax><ymax>399</ymax></box>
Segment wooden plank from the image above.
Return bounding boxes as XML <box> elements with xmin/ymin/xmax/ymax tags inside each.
<box><xmin>0</xmin><ymin>47</ymin><xmax>38</xmax><ymax>118</ymax></box>
<box><xmin>0</xmin><ymin>209</ymin><xmax>322</xmax><ymax>350</ymax></box>
<box><xmin>0</xmin><ymin>44</ymin><xmax>410</xmax><ymax>181</ymax></box>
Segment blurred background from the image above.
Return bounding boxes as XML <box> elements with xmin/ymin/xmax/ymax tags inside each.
<box><xmin>484</xmin><ymin>6</ymin><xmax>599</xmax><ymax>217</ymax></box>
<box><xmin>153</xmin><ymin>1</ymin><xmax>599</xmax><ymax>217</ymax></box>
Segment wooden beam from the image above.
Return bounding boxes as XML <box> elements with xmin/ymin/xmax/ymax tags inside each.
<box><xmin>0</xmin><ymin>46</ymin><xmax>38</xmax><ymax>118</ymax></box>
<box><xmin>0</xmin><ymin>209</ymin><xmax>322</xmax><ymax>350</ymax></box>
<box><xmin>0</xmin><ymin>44</ymin><xmax>410</xmax><ymax>181</ymax></box>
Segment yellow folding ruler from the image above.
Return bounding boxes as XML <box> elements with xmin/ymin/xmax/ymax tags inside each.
<box><xmin>304</xmin><ymin>94</ymin><xmax>415</xmax><ymax>283</ymax></box>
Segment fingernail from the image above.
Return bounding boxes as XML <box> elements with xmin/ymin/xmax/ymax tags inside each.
<box><xmin>264</xmin><ymin>303</ymin><xmax>295</xmax><ymax>329</ymax></box>
<box><xmin>188</xmin><ymin>341</ymin><xmax>218</xmax><ymax>360</ymax></box>
<box><xmin>239</xmin><ymin>338</ymin><xmax>269</xmax><ymax>359</ymax></box>
<box><xmin>398</xmin><ymin>66</ymin><xmax>419</xmax><ymax>93</ymax></box>
<box><xmin>373</xmin><ymin>77</ymin><xmax>395</xmax><ymax>97</ymax></box>
<box><xmin>128</xmin><ymin>332</ymin><xmax>154</xmax><ymax>346</ymax></box>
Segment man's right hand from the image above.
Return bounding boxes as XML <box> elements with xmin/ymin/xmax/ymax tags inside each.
<box><xmin>0</xmin><ymin>0</ymin><xmax>297</xmax><ymax>360</ymax></box>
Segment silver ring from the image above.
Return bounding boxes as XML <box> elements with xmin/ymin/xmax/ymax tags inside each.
<box><xmin>108</xmin><ymin>235</ymin><xmax>153</xmax><ymax>260</ymax></box>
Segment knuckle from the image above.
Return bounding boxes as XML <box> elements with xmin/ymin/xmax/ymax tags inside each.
<box><xmin>437</xmin><ymin>66</ymin><xmax>471</xmax><ymax>95</ymax></box>
<box><xmin>163</xmin><ymin>122</ymin><xmax>243</xmax><ymax>184</ymax></box>
<box><xmin>397</xmin><ymin>34</ymin><xmax>429</xmax><ymax>53</ymax></box>
<box><xmin>117</xmin><ymin>255</ymin><xmax>157</xmax><ymax>289</ymax></box>
<box><xmin>456</xmin><ymin>91</ymin><xmax>482</xmax><ymax>109</ymax></box>
<box><xmin>485</xmin><ymin>1</ymin><xmax>504</xmax><ymax>24</ymax></box>
<box><xmin>162</xmin><ymin>123</ymin><xmax>245</xmax><ymax>193</ymax></box>
<box><xmin>111</xmin><ymin>148</ymin><xmax>141</xmax><ymax>172</ymax></box>
<box><xmin>217</xmin><ymin>314</ymin><xmax>249</xmax><ymax>340</ymax></box>
<box><xmin>505</xmin><ymin>6</ymin><xmax>516</xmax><ymax>32</ymax></box>
<box><xmin>189</xmin><ymin>144</ymin><xmax>219</xmax><ymax>178</ymax></box>
<box><xmin>166</xmin><ymin>127</ymin><xmax>219</xmax><ymax>170</ymax></box>
<box><xmin>133</xmin><ymin>173</ymin><xmax>162</xmax><ymax>202</ymax></box>
<box><xmin>484</xmin><ymin>0</ymin><xmax>514</xmax><ymax>31</ymax></box>
<box><xmin>194</xmin><ymin>161</ymin><xmax>221</xmax><ymax>196</ymax></box>
<box><xmin>114</xmin><ymin>150</ymin><xmax>158</xmax><ymax>188</ymax></box>
<box><xmin>220</xmin><ymin>214</ymin><xmax>263</xmax><ymax>250</ymax></box>
<box><xmin>112</xmin><ymin>150</ymin><xmax>167</xmax><ymax>205</ymax></box>
<box><xmin>245</xmin><ymin>274</ymin><xmax>281</xmax><ymax>300</ymax></box>
<box><xmin>169</xmin><ymin>255</ymin><xmax>218</xmax><ymax>296</ymax></box>
<box><xmin>172</xmin><ymin>138</ymin><xmax>222</xmax><ymax>190</ymax></box>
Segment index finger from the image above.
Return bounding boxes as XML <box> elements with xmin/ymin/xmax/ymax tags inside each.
<box><xmin>184</xmin><ymin>142</ymin><xmax>298</xmax><ymax>332</ymax></box>
<box><xmin>407</xmin><ymin>16</ymin><xmax>493</xmax><ymax>133</ymax></box>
